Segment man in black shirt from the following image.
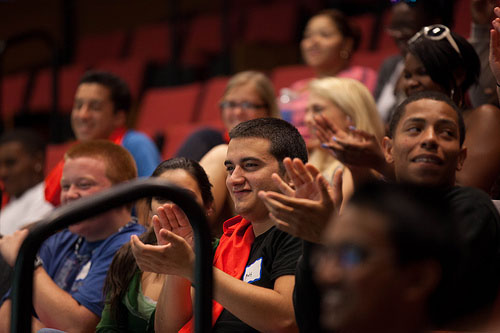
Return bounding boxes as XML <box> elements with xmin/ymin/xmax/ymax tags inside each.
<box><xmin>382</xmin><ymin>91</ymin><xmax>500</xmax><ymax>325</ymax></box>
<box><xmin>131</xmin><ymin>118</ymin><xmax>308</xmax><ymax>332</ymax></box>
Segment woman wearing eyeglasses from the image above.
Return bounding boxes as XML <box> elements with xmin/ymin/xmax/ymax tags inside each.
<box><xmin>402</xmin><ymin>24</ymin><xmax>500</xmax><ymax>198</ymax></box>
<box><xmin>177</xmin><ymin>71</ymin><xmax>279</xmax><ymax>235</ymax></box>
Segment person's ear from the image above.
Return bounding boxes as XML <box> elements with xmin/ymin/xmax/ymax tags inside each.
<box><xmin>382</xmin><ymin>136</ymin><xmax>395</xmax><ymax>164</ymax></box>
<box><xmin>205</xmin><ymin>201</ymin><xmax>215</xmax><ymax>218</ymax></box>
<box><xmin>455</xmin><ymin>146</ymin><xmax>467</xmax><ymax>171</ymax></box>
<box><xmin>401</xmin><ymin>260</ymin><xmax>441</xmax><ymax>303</ymax></box>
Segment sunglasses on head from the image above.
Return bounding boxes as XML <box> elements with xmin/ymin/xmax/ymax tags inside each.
<box><xmin>408</xmin><ymin>24</ymin><xmax>461</xmax><ymax>55</ymax></box>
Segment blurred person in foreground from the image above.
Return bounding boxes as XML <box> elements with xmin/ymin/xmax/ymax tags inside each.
<box><xmin>314</xmin><ymin>181</ymin><xmax>461</xmax><ymax>332</ymax></box>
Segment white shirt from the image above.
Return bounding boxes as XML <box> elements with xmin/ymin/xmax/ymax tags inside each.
<box><xmin>0</xmin><ymin>182</ymin><xmax>54</xmax><ymax>235</ymax></box>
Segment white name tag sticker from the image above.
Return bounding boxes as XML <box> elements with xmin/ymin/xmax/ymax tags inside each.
<box><xmin>75</xmin><ymin>261</ymin><xmax>91</xmax><ymax>281</ymax></box>
<box><xmin>243</xmin><ymin>257</ymin><xmax>262</xmax><ymax>283</ymax></box>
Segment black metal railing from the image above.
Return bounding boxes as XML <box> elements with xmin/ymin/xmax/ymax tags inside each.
<box><xmin>10</xmin><ymin>178</ymin><xmax>213</xmax><ymax>332</ymax></box>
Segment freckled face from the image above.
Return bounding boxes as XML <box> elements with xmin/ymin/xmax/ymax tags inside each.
<box><xmin>61</xmin><ymin>157</ymin><xmax>115</xmax><ymax>241</ymax></box>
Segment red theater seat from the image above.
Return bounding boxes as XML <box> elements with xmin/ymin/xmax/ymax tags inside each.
<box><xmin>29</xmin><ymin>64</ymin><xmax>86</xmax><ymax>113</ymax></box>
<box><xmin>181</xmin><ymin>14</ymin><xmax>222</xmax><ymax>67</ymax></box>
<box><xmin>129</xmin><ymin>23</ymin><xmax>172</xmax><ymax>65</ymax></box>
<box><xmin>93</xmin><ymin>57</ymin><xmax>147</xmax><ymax>99</ymax></box>
<box><xmin>244</xmin><ymin>2</ymin><xmax>299</xmax><ymax>44</ymax></box>
<box><xmin>74</xmin><ymin>30</ymin><xmax>127</xmax><ymax>67</ymax></box>
<box><xmin>45</xmin><ymin>141</ymin><xmax>76</xmax><ymax>172</ymax></box>
<box><xmin>161</xmin><ymin>121</ymin><xmax>224</xmax><ymax>159</ymax></box>
<box><xmin>136</xmin><ymin>83</ymin><xmax>202</xmax><ymax>136</ymax></box>
<box><xmin>1</xmin><ymin>72</ymin><xmax>29</xmax><ymax>121</ymax></box>
<box><xmin>196</xmin><ymin>76</ymin><xmax>229</xmax><ymax>125</ymax></box>
<box><xmin>271</xmin><ymin>65</ymin><xmax>315</xmax><ymax>93</ymax></box>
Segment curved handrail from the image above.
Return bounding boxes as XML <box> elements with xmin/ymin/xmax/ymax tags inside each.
<box><xmin>10</xmin><ymin>178</ymin><xmax>213</xmax><ymax>332</ymax></box>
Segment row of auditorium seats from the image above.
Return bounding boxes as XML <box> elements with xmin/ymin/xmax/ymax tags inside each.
<box><xmin>8</xmin><ymin>0</ymin><xmax>474</xmax><ymax>173</ymax></box>
<box><xmin>0</xmin><ymin>0</ymin><xmax>395</xmax><ymax>121</ymax></box>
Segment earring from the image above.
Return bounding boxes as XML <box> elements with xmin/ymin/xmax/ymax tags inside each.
<box><xmin>340</xmin><ymin>50</ymin><xmax>350</xmax><ymax>60</ymax></box>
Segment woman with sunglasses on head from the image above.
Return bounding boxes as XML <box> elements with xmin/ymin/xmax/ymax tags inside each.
<box><xmin>96</xmin><ymin>158</ymin><xmax>214</xmax><ymax>332</ymax></box>
<box><xmin>177</xmin><ymin>71</ymin><xmax>279</xmax><ymax>235</ymax></box>
<box><xmin>402</xmin><ymin>24</ymin><xmax>500</xmax><ymax>198</ymax></box>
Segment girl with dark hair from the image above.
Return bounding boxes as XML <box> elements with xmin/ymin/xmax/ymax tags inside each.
<box><xmin>403</xmin><ymin>25</ymin><xmax>481</xmax><ymax>108</ymax></box>
<box><xmin>402</xmin><ymin>24</ymin><xmax>500</xmax><ymax>197</ymax></box>
<box><xmin>96</xmin><ymin>158</ymin><xmax>213</xmax><ymax>332</ymax></box>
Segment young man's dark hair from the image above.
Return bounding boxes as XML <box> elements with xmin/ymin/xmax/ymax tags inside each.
<box><xmin>388</xmin><ymin>91</ymin><xmax>466</xmax><ymax>146</ymax></box>
<box><xmin>349</xmin><ymin>181</ymin><xmax>461</xmax><ymax>325</ymax></box>
<box><xmin>79</xmin><ymin>71</ymin><xmax>131</xmax><ymax>114</ymax></box>
<box><xmin>229</xmin><ymin>117</ymin><xmax>308</xmax><ymax>171</ymax></box>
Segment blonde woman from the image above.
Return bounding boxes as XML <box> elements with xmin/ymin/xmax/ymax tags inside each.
<box><xmin>305</xmin><ymin>77</ymin><xmax>385</xmax><ymax>199</ymax></box>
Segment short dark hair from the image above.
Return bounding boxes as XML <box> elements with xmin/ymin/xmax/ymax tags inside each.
<box><xmin>79</xmin><ymin>70</ymin><xmax>131</xmax><ymax>114</ymax></box>
<box><xmin>229</xmin><ymin>118</ymin><xmax>308</xmax><ymax>171</ymax></box>
<box><xmin>349</xmin><ymin>181</ymin><xmax>461</xmax><ymax>325</ymax></box>
<box><xmin>151</xmin><ymin>157</ymin><xmax>214</xmax><ymax>208</ymax></box>
<box><xmin>0</xmin><ymin>128</ymin><xmax>46</xmax><ymax>158</ymax></box>
<box><xmin>388</xmin><ymin>91</ymin><xmax>465</xmax><ymax>146</ymax></box>
<box><xmin>407</xmin><ymin>29</ymin><xmax>480</xmax><ymax>101</ymax></box>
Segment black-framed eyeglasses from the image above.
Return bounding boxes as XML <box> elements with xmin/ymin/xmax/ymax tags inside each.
<box><xmin>219</xmin><ymin>101</ymin><xmax>267</xmax><ymax>111</ymax></box>
<box><xmin>408</xmin><ymin>24</ymin><xmax>461</xmax><ymax>55</ymax></box>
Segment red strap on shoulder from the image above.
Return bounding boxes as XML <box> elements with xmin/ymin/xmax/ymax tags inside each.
<box><xmin>180</xmin><ymin>216</ymin><xmax>254</xmax><ymax>332</ymax></box>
